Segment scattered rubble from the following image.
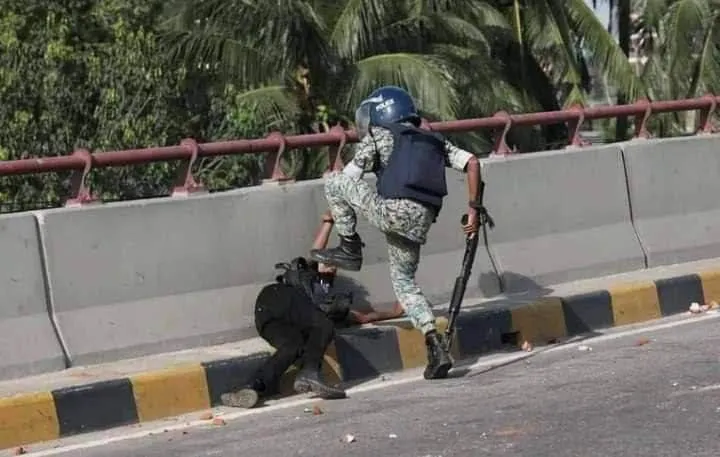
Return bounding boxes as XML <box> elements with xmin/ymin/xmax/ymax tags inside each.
<box><xmin>198</xmin><ymin>411</ymin><xmax>214</xmax><ymax>421</ymax></box>
<box><xmin>212</xmin><ymin>417</ymin><xmax>226</xmax><ymax>426</ymax></box>
<box><xmin>344</xmin><ymin>434</ymin><xmax>356</xmax><ymax>443</ymax></box>
<box><xmin>303</xmin><ymin>405</ymin><xmax>323</xmax><ymax>415</ymax></box>
<box><xmin>635</xmin><ymin>337</ymin><xmax>651</xmax><ymax>346</ymax></box>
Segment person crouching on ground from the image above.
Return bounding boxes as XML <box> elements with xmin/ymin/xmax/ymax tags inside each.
<box><xmin>221</xmin><ymin>211</ymin><xmax>404</xmax><ymax>409</ymax></box>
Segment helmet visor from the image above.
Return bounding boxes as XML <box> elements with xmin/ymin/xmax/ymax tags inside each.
<box><xmin>354</xmin><ymin>101</ymin><xmax>373</xmax><ymax>139</ymax></box>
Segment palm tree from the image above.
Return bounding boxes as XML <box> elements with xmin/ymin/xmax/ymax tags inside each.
<box><xmin>627</xmin><ymin>0</ymin><xmax>720</xmax><ymax>136</ymax></box>
<box><xmin>158</xmin><ymin>0</ymin><xmax>644</xmax><ymax>168</ymax></box>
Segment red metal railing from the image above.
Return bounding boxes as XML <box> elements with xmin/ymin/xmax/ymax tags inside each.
<box><xmin>0</xmin><ymin>94</ymin><xmax>717</xmax><ymax>206</ymax></box>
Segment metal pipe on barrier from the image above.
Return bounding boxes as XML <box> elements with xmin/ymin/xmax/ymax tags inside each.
<box><xmin>0</xmin><ymin>94</ymin><xmax>716</xmax><ymax>204</ymax></box>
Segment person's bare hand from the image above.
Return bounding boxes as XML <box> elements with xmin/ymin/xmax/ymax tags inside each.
<box><xmin>463</xmin><ymin>207</ymin><xmax>479</xmax><ymax>237</ymax></box>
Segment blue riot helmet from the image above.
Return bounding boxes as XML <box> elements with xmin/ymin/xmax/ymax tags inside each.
<box><xmin>367</xmin><ymin>86</ymin><xmax>420</xmax><ymax>126</ymax></box>
<box><xmin>354</xmin><ymin>99</ymin><xmax>376</xmax><ymax>139</ymax></box>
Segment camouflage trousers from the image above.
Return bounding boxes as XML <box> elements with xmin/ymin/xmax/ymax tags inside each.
<box><xmin>324</xmin><ymin>171</ymin><xmax>437</xmax><ymax>335</ymax></box>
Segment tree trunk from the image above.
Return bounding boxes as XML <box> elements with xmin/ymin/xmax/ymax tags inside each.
<box><xmin>615</xmin><ymin>0</ymin><xmax>630</xmax><ymax>141</ymax></box>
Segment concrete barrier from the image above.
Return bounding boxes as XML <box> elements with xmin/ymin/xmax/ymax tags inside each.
<box><xmin>622</xmin><ymin>134</ymin><xmax>720</xmax><ymax>267</ymax></box>
<box><xmin>36</xmin><ymin>139</ymin><xmax>714</xmax><ymax>367</ymax></box>
<box><xmin>482</xmin><ymin>145</ymin><xmax>646</xmax><ymax>294</ymax></box>
<box><xmin>33</xmin><ymin>168</ymin><xmax>500</xmax><ymax>366</ymax></box>
<box><xmin>37</xmin><ymin>181</ymin><xmax>328</xmax><ymax>366</ymax></box>
<box><xmin>0</xmin><ymin>213</ymin><xmax>66</xmax><ymax>379</ymax></box>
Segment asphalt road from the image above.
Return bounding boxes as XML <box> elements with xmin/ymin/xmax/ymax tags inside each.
<box><xmin>29</xmin><ymin>315</ymin><xmax>720</xmax><ymax>457</ymax></box>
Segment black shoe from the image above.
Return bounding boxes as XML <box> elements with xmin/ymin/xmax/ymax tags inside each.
<box><xmin>220</xmin><ymin>388</ymin><xmax>260</xmax><ymax>408</ymax></box>
<box><xmin>310</xmin><ymin>234</ymin><xmax>364</xmax><ymax>271</ymax></box>
<box><xmin>423</xmin><ymin>330</ymin><xmax>453</xmax><ymax>380</ymax></box>
<box><xmin>293</xmin><ymin>369</ymin><xmax>347</xmax><ymax>399</ymax></box>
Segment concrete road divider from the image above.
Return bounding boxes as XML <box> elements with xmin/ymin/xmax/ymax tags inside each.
<box><xmin>36</xmin><ymin>182</ymin><xmax>327</xmax><ymax>367</ymax></box>
<box><xmin>482</xmin><ymin>145</ymin><xmax>646</xmax><ymax>294</ymax></box>
<box><xmin>622</xmin><ymin>134</ymin><xmax>720</xmax><ymax>267</ymax></box>
<box><xmin>0</xmin><ymin>213</ymin><xmax>66</xmax><ymax>380</ymax></box>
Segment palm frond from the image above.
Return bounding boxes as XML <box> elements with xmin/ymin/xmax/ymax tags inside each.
<box><xmin>524</xmin><ymin>0</ymin><xmax>583</xmax><ymax>88</ymax></box>
<box><xmin>345</xmin><ymin>52</ymin><xmax>459</xmax><ymax>120</ymax></box>
<box><xmin>233</xmin><ymin>85</ymin><xmax>301</xmax><ymax>128</ymax></box>
<box><xmin>697</xmin><ymin>14</ymin><xmax>720</xmax><ymax>94</ymax></box>
<box><xmin>160</xmin><ymin>0</ymin><xmax>334</xmax><ymax>89</ymax></box>
<box><xmin>330</xmin><ymin>0</ymin><xmax>392</xmax><ymax>61</ymax></box>
<box><xmin>563</xmin><ymin>84</ymin><xmax>588</xmax><ymax>108</ymax></box>
<box><xmin>160</xmin><ymin>28</ymin><xmax>281</xmax><ymax>86</ymax></box>
<box><xmin>664</xmin><ymin>0</ymin><xmax>712</xmax><ymax>97</ymax></box>
<box><xmin>375</xmin><ymin>13</ymin><xmax>491</xmax><ymax>56</ymax></box>
<box><xmin>561</xmin><ymin>0</ymin><xmax>647</xmax><ymax>101</ymax></box>
<box><xmin>640</xmin><ymin>0</ymin><xmax>673</xmax><ymax>29</ymax></box>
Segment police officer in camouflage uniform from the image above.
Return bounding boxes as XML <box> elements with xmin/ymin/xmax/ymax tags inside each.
<box><xmin>310</xmin><ymin>86</ymin><xmax>482</xmax><ymax>380</ymax></box>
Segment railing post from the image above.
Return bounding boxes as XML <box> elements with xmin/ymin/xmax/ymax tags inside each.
<box><xmin>632</xmin><ymin>99</ymin><xmax>652</xmax><ymax>140</ymax></box>
<box><xmin>490</xmin><ymin>111</ymin><xmax>513</xmax><ymax>156</ymax></box>
<box><xmin>64</xmin><ymin>148</ymin><xmax>99</xmax><ymax>208</ymax></box>
<box><xmin>696</xmin><ymin>94</ymin><xmax>717</xmax><ymax>135</ymax></box>
<box><xmin>261</xmin><ymin>132</ymin><xmax>294</xmax><ymax>185</ymax></box>
<box><xmin>565</xmin><ymin>104</ymin><xmax>591</xmax><ymax>149</ymax></box>
<box><xmin>171</xmin><ymin>138</ymin><xmax>207</xmax><ymax>197</ymax></box>
<box><xmin>324</xmin><ymin>125</ymin><xmax>347</xmax><ymax>176</ymax></box>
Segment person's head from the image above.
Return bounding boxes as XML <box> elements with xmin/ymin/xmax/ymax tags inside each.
<box><xmin>275</xmin><ymin>257</ymin><xmax>336</xmax><ymax>300</ymax></box>
<box><xmin>354</xmin><ymin>86</ymin><xmax>421</xmax><ymax>139</ymax></box>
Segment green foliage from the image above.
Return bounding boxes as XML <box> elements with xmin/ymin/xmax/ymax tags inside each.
<box><xmin>0</xmin><ymin>0</ymin><xmax>265</xmax><ymax>212</ymax></box>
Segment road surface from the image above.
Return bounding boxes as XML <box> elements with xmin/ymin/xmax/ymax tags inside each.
<box><xmin>25</xmin><ymin>313</ymin><xmax>720</xmax><ymax>457</ymax></box>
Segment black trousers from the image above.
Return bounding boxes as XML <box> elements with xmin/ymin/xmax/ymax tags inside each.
<box><xmin>251</xmin><ymin>283</ymin><xmax>335</xmax><ymax>395</ymax></box>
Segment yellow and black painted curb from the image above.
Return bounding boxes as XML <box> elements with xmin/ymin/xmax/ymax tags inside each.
<box><xmin>2</xmin><ymin>269</ymin><xmax>719</xmax><ymax>450</ymax></box>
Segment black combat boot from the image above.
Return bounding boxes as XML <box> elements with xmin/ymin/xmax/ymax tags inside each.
<box><xmin>309</xmin><ymin>233</ymin><xmax>364</xmax><ymax>271</ymax></box>
<box><xmin>423</xmin><ymin>330</ymin><xmax>453</xmax><ymax>380</ymax></box>
<box><xmin>293</xmin><ymin>369</ymin><xmax>347</xmax><ymax>399</ymax></box>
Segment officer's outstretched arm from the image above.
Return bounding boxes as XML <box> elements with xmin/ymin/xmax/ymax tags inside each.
<box><xmin>465</xmin><ymin>156</ymin><xmax>481</xmax><ymax>206</ymax></box>
<box><xmin>444</xmin><ymin>141</ymin><xmax>482</xmax><ymax>234</ymax></box>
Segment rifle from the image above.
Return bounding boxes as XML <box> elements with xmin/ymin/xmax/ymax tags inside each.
<box><xmin>444</xmin><ymin>181</ymin><xmax>493</xmax><ymax>353</ymax></box>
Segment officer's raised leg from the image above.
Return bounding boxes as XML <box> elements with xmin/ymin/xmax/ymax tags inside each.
<box><xmin>310</xmin><ymin>172</ymin><xmax>389</xmax><ymax>271</ymax></box>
